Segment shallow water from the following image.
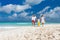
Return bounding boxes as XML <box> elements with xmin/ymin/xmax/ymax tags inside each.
<box><xmin>0</xmin><ymin>22</ymin><xmax>60</xmax><ymax>27</ymax></box>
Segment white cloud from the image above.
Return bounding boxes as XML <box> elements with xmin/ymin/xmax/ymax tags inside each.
<box><xmin>8</xmin><ymin>13</ymin><xmax>17</xmax><ymax>20</ymax></box>
<box><xmin>8</xmin><ymin>11</ymin><xmax>31</xmax><ymax>21</ymax></box>
<box><xmin>37</xmin><ymin>6</ymin><xmax>60</xmax><ymax>19</ymax></box>
<box><xmin>45</xmin><ymin>7</ymin><xmax>60</xmax><ymax>19</ymax></box>
<box><xmin>38</xmin><ymin>6</ymin><xmax>50</xmax><ymax>14</ymax></box>
<box><xmin>15</xmin><ymin>4</ymin><xmax>31</xmax><ymax>12</ymax></box>
<box><xmin>25</xmin><ymin>0</ymin><xmax>44</xmax><ymax>5</ymax></box>
<box><xmin>12</xmin><ymin>13</ymin><xmax>17</xmax><ymax>17</ymax></box>
<box><xmin>18</xmin><ymin>11</ymin><xmax>28</xmax><ymax>17</ymax></box>
<box><xmin>0</xmin><ymin>4</ymin><xmax>31</xmax><ymax>13</ymax></box>
<box><xmin>18</xmin><ymin>11</ymin><xmax>31</xmax><ymax>21</ymax></box>
<box><xmin>1</xmin><ymin>4</ymin><xmax>15</xmax><ymax>13</ymax></box>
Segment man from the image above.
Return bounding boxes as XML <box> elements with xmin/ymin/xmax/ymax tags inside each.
<box><xmin>32</xmin><ymin>14</ymin><xmax>37</xmax><ymax>26</ymax></box>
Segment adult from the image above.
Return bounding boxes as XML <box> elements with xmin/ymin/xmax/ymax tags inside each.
<box><xmin>40</xmin><ymin>15</ymin><xmax>45</xmax><ymax>27</ymax></box>
<box><xmin>32</xmin><ymin>14</ymin><xmax>37</xmax><ymax>26</ymax></box>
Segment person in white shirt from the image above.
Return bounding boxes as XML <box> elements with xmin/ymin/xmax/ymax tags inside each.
<box><xmin>32</xmin><ymin>14</ymin><xmax>36</xmax><ymax>26</ymax></box>
<box><xmin>40</xmin><ymin>15</ymin><xmax>45</xmax><ymax>27</ymax></box>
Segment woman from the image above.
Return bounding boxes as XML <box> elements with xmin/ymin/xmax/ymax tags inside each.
<box><xmin>40</xmin><ymin>15</ymin><xmax>45</xmax><ymax>27</ymax></box>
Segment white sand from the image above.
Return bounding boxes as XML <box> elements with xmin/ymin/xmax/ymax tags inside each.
<box><xmin>0</xmin><ymin>24</ymin><xmax>60</xmax><ymax>40</ymax></box>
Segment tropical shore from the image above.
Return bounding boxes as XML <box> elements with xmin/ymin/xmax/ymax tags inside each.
<box><xmin>0</xmin><ymin>24</ymin><xmax>60</xmax><ymax>40</ymax></box>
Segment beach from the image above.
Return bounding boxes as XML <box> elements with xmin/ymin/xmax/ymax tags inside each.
<box><xmin>0</xmin><ymin>24</ymin><xmax>60</xmax><ymax>40</ymax></box>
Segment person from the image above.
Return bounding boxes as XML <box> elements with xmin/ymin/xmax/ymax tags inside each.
<box><xmin>32</xmin><ymin>14</ymin><xmax>36</xmax><ymax>26</ymax></box>
<box><xmin>40</xmin><ymin>15</ymin><xmax>45</xmax><ymax>27</ymax></box>
<box><xmin>37</xmin><ymin>19</ymin><xmax>40</xmax><ymax>27</ymax></box>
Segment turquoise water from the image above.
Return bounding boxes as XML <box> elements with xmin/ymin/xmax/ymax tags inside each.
<box><xmin>0</xmin><ymin>22</ymin><xmax>32</xmax><ymax>26</ymax></box>
<box><xmin>0</xmin><ymin>22</ymin><xmax>60</xmax><ymax>26</ymax></box>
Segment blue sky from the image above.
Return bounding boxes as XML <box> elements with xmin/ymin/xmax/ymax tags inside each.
<box><xmin>0</xmin><ymin>0</ymin><xmax>60</xmax><ymax>22</ymax></box>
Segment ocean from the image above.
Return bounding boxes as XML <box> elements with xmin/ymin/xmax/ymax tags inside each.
<box><xmin>0</xmin><ymin>22</ymin><xmax>60</xmax><ymax>27</ymax></box>
<box><xmin>0</xmin><ymin>22</ymin><xmax>32</xmax><ymax>26</ymax></box>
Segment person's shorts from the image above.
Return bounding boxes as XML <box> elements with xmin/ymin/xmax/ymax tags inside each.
<box><xmin>32</xmin><ymin>20</ymin><xmax>35</xmax><ymax>24</ymax></box>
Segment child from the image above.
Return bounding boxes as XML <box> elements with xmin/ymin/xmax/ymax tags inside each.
<box><xmin>32</xmin><ymin>14</ymin><xmax>36</xmax><ymax>26</ymax></box>
<box><xmin>40</xmin><ymin>15</ymin><xmax>45</xmax><ymax>27</ymax></box>
<box><xmin>37</xmin><ymin>19</ymin><xmax>40</xmax><ymax>27</ymax></box>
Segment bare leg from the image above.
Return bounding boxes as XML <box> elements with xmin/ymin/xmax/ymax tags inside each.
<box><xmin>32</xmin><ymin>22</ymin><xmax>35</xmax><ymax>27</ymax></box>
<box><xmin>42</xmin><ymin>23</ymin><xmax>44</xmax><ymax>27</ymax></box>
